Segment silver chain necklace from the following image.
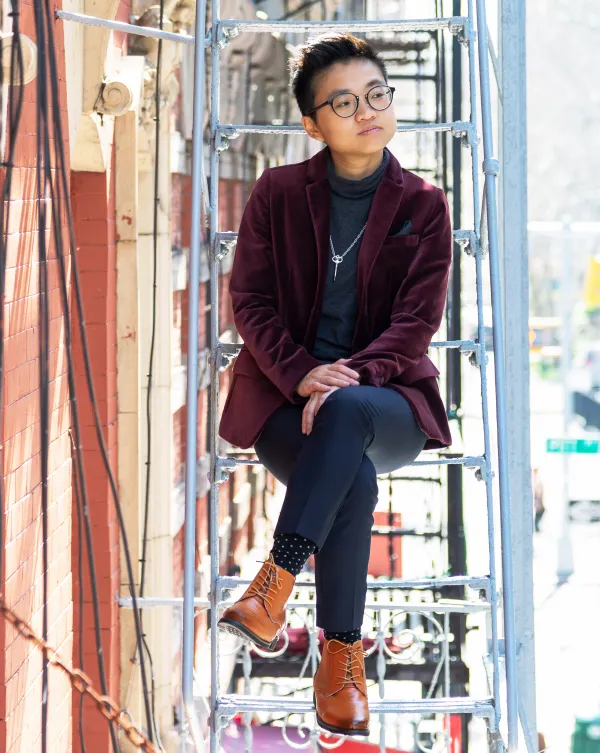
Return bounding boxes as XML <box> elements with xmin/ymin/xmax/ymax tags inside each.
<box><xmin>329</xmin><ymin>223</ymin><xmax>367</xmax><ymax>282</ymax></box>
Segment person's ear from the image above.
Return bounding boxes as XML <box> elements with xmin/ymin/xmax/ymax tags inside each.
<box><xmin>302</xmin><ymin>114</ymin><xmax>325</xmax><ymax>143</ymax></box>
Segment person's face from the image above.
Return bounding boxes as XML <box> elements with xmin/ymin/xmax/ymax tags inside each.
<box><xmin>301</xmin><ymin>59</ymin><xmax>396</xmax><ymax>157</ymax></box>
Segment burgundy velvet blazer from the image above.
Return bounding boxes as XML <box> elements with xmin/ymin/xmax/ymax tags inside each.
<box><xmin>219</xmin><ymin>147</ymin><xmax>453</xmax><ymax>451</ymax></box>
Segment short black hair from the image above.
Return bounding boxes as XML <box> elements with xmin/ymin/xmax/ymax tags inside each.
<box><xmin>290</xmin><ymin>33</ymin><xmax>388</xmax><ymax>117</ymax></box>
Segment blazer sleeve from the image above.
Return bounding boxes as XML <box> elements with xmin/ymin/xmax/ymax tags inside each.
<box><xmin>345</xmin><ymin>187</ymin><xmax>452</xmax><ymax>386</ymax></box>
<box><xmin>229</xmin><ymin>169</ymin><xmax>322</xmax><ymax>401</ymax></box>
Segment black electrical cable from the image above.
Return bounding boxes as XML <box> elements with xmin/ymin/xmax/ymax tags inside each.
<box><xmin>40</xmin><ymin>0</ymin><xmax>156</xmax><ymax>738</ymax></box>
<box><xmin>69</xmin><ymin>432</ymin><xmax>88</xmax><ymax>753</ymax></box>
<box><xmin>33</xmin><ymin>0</ymin><xmax>50</xmax><ymax>744</ymax></box>
<box><xmin>32</xmin><ymin>4</ymin><xmax>120</xmax><ymax>750</ymax></box>
<box><xmin>140</xmin><ymin>0</ymin><xmax>165</xmax><ymax>606</ymax></box>
<box><xmin>137</xmin><ymin>0</ymin><xmax>168</xmax><ymax>740</ymax></box>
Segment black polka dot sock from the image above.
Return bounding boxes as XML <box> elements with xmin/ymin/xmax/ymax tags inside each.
<box><xmin>324</xmin><ymin>629</ymin><xmax>362</xmax><ymax>645</ymax></box>
<box><xmin>270</xmin><ymin>533</ymin><xmax>316</xmax><ymax>577</ymax></box>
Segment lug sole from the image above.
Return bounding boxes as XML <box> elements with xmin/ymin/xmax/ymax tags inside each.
<box><xmin>218</xmin><ymin>617</ymin><xmax>279</xmax><ymax>652</ymax></box>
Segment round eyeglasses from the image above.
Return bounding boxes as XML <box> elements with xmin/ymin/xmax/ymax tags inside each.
<box><xmin>308</xmin><ymin>84</ymin><xmax>396</xmax><ymax>119</ymax></box>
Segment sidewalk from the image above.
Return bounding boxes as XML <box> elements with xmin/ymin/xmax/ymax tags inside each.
<box><xmin>533</xmin><ymin>511</ymin><xmax>600</xmax><ymax>750</ymax></box>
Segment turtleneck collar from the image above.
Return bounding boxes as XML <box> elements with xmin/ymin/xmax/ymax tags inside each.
<box><xmin>327</xmin><ymin>148</ymin><xmax>390</xmax><ymax>199</ymax></box>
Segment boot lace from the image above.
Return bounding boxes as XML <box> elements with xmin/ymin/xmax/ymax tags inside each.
<box><xmin>329</xmin><ymin>640</ymin><xmax>367</xmax><ymax>691</ymax></box>
<box><xmin>244</xmin><ymin>555</ymin><xmax>282</xmax><ymax>614</ymax></box>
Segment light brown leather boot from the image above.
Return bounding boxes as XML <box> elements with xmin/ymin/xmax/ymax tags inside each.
<box><xmin>218</xmin><ymin>555</ymin><xmax>295</xmax><ymax>651</ymax></box>
<box><xmin>314</xmin><ymin>638</ymin><xmax>370</xmax><ymax>736</ymax></box>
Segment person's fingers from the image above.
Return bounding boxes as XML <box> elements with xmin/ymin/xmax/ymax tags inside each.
<box><xmin>306</xmin><ymin>392</ymin><xmax>323</xmax><ymax>434</ymax></box>
<box><xmin>320</xmin><ymin>376</ymin><xmax>358</xmax><ymax>388</ymax></box>
<box><xmin>328</xmin><ymin>363</ymin><xmax>360</xmax><ymax>380</ymax></box>
<box><xmin>312</xmin><ymin>387</ymin><xmax>339</xmax><ymax>422</ymax></box>
<box><xmin>302</xmin><ymin>405</ymin><xmax>311</xmax><ymax>435</ymax></box>
<box><xmin>306</xmin><ymin>380</ymin><xmax>333</xmax><ymax>393</ymax></box>
<box><xmin>309</xmin><ymin>372</ymin><xmax>355</xmax><ymax>388</ymax></box>
<box><xmin>313</xmin><ymin>393</ymin><xmax>328</xmax><ymax>418</ymax></box>
<box><xmin>319</xmin><ymin>369</ymin><xmax>358</xmax><ymax>385</ymax></box>
<box><xmin>302</xmin><ymin>396</ymin><xmax>316</xmax><ymax>434</ymax></box>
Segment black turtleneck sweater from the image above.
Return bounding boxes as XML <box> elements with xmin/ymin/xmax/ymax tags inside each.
<box><xmin>311</xmin><ymin>148</ymin><xmax>390</xmax><ymax>363</ymax></box>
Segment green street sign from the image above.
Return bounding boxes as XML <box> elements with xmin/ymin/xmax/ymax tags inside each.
<box><xmin>546</xmin><ymin>438</ymin><xmax>600</xmax><ymax>454</ymax></box>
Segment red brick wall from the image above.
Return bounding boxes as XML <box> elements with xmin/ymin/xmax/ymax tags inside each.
<box><xmin>1</xmin><ymin>2</ymin><xmax>73</xmax><ymax>751</ymax></box>
<box><xmin>70</xmin><ymin>153</ymin><xmax>120</xmax><ymax>753</ymax></box>
<box><xmin>63</xmin><ymin>0</ymin><xmax>130</xmax><ymax>746</ymax></box>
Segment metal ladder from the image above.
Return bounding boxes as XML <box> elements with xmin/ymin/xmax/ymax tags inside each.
<box><xmin>182</xmin><ymin>1</ymin><xmax>519</xmax><ymax>752</ymax></box>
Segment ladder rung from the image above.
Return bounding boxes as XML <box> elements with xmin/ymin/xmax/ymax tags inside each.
<box><xmin>219</xmin><ymin>598</ymin><xmax>489</xmax><ymax>614</ymax></box>
<box><xmin>216</xmin><ymin>228</ymin><xmax>476</xmax><ymax>251</ymax></box>
<box><xmin>118</xmin><ymin>595</ymin><xmax>489</xmax><ymax>615</ymax></box>
<box><xmin>218</xmin><ymin>573</ymin><xmax>490</xmax><ymax>592</ymax></box>
<box><xmin>371</xmin><ymin>525</ymin><xmax>443</xmax><ymax>538</ymax></box>
<box><xmin>217</xmin><ymin>339</ymin><xmax>476</xmax><ymax>360</ymax></box>
<box><xmin>217</xmin><ymin>454</ymin><xmax>486</xmax><ymax>475</ymax></box>
<box><xmin>389</xmin><ymin>73</ymin><xmax>440</xmax><ymax>82</ymax></box>
<box><xmin>217</xmin><ymin>121</ymin><xmax>471</xmax><ymax>138</ymax></box>
<box><xmin>217</xmin><ymin>694</ymin><xmax>494</xmax><ymax>719</ymax></box>
<box><xmin>431</xmin><ymin>339</ymin><xmax>476</xmax><ymax>350</ymax></box>
<box><xmin>404</xmin><ymin>167</ymin><xmax>439</xmax><ymax>174</ymax></box>
<box><xmin>218</xmin><ymin>17</ymin><xmax>467</xmax><ymax>35</ymax></box>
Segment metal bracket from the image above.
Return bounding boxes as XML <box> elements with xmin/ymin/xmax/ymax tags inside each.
<box><xmin>450</xmin><ymin>121</ymin><xmax>477</xmax><ymax>149</ymax></box>
<box><xmin>214</xmin><ymin>232</ymin><xmax>237</xmax><ymax>262</ymax></box>
<box><xmin>216</xmin><ymin>127</ymin><xmax>240</xmax><ymax>153</ymax></box>
<box><xmin>216</xmin><ymin>341</ymin><xmax>241</xmax><ymax>371</ymax></box>
<box><xmin>475</xmin><ymin>461</ymin><xmax>495</xmax><ymax>485</ymax></box>
<box><xmin>215</xmin><ymin>456</ymin><xmax>236</xmax><ymax>484</ymax></box>
<box><xmin>214</xmin><ymin>707</ymin><xmax>237</xmax><ymax>732</ymax></box>
<box><xmin>217</xmin><ymin>24</ymin><xmax>239</xmax><ymax>48</ymax></box>
<box><xmin>461</xmin><ymin>455</ymin><xmax>494</xmax><ymax>485</ymax></box>
<box><xmin>465</xmin><ymin>579</ymin><xmax>492</xmax><ymax>610</ymax></box>
<box><xmin>476</xmin><ymin>586</ymin><xmax>490</xmax><ymax>604</ymax></box>
<box><xmin>482</xmin><ymin>158</ymin><xmax>500</xmax><ymax>177</ymax></box>
<box><xmin>453</xmin><ymin>229</ymin><xmax>481</xmax><ymax>258</ymax></box>
<box><xmin>218</xmin><ymin>352</ymin><xmax>236</xmax><ymax>373</ymax></box>
<box><xmin>216</xmin><ymin>454</ymin><xmax>261</xmax><ymax>483</ymax></box>
<box><xmin>450</xmin><ymin>121</ymin><xmax>469</xmax><ymax>140</ymax></box>
<box><xmin>453</xmin><ymin>19</ymin><xmax>476</xmax><ymax>48</ymax></box>
<box><xmin>469</xmin><ymin>346</ymin><xmax>488</xmax><ymax>369</ymax></box>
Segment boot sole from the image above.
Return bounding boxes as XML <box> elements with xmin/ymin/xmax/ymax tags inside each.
<box><xmin>313</xmin><ymin>694</ymin><xmax>370</xmax><ymax>737</ymax></box>
<box><xmin>217</xmin><ymin>617</ymin><xmax>279</xmax><ymax>652</ymax></box>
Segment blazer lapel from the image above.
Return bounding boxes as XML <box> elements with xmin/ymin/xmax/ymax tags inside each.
<box><xmin>356</xmin><ymin>176</ymin><xmax>405</xmax><ymax>317</ymax></box>
<box><xmin>304</xmin><ymin>151</ymin><xmax>332</xmax><ymax>345</ymax></box>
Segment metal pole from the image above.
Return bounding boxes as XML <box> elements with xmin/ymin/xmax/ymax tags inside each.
<box><xmin>465</xmin><ymin>0</ymin><xmax>502</xmax><ymax>739</ymax></box>
<box><xmin>208</xmin><ymin>2</ymin><xmax>223</xmax><ymax>751</ymax></box>
<box><xmin>557</xmin><ymin>218</ymin><xmax>574</xmax><ymax>584</ymax></box>
<box><xmin>498</xmin><ymin>0</ymin><xmax>538</xmax><ymax>749</ymax></box>
<box><xmin>182</xmin><ymin>0</ymin><xmax>208</xmax><ymax>747</ymax></box>
<box><xmin>55</xmin><ymin>9</ymin><xmax>196</xmax><ymax>44</ymax></box>
<box><xmin>446</xmin><ymin>1</ymin><xmax>467</xmax><ymax>700</ymax></box>
<box><xmin>474</xmin><ymin>0</ymin><xmax>519</xmax><ymax>748</ymax></box>
<box><xmin>447</xmin><ymin>0</ymin><xmax>462</xmax><ymax>415</ymax></box>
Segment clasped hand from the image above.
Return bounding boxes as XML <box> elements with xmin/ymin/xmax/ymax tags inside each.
<box><xmin>296</xmin><ymin>359</ymin><xmax>360</xmax><ymax>435</ymax></box>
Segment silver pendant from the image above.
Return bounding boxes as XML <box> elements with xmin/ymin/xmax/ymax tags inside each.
<box><xmin>332</xmin><ymin>255</ymin><xmax>343</xmax><ymax>281</ymax></box>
